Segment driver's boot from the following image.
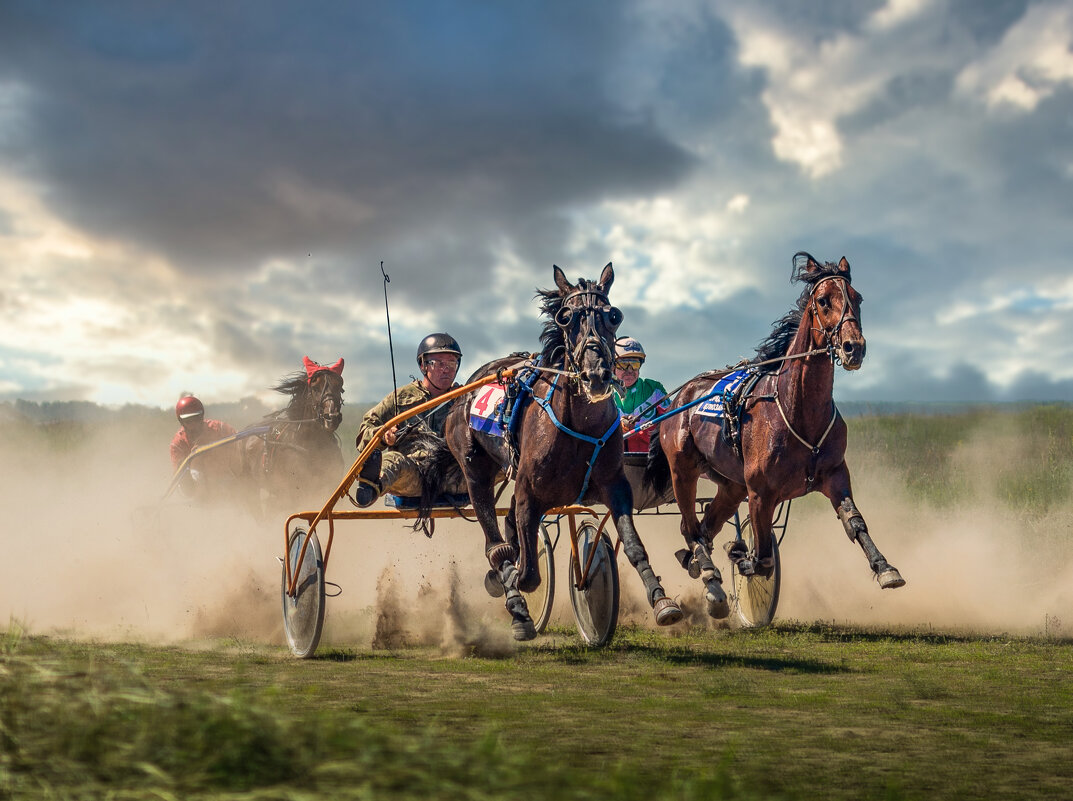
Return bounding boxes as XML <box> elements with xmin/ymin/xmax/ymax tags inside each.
<box><xmin>354</xmin><ymin>450</ymin><xmax>382</xmax><ymax>508</ymax></box>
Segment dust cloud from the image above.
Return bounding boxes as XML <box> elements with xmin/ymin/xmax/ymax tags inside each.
<box><xmin>1</xmin><ymin>419</ymin><xmax>1070</xmax><ymax>651</ymax></box>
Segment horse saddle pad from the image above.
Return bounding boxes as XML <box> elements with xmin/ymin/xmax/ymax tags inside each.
<box><xmin>468</xmin><ymin>383</ymin><xmax>508</xmax><ymax>437</ymax></box>
<box><xmin>384</xmin><ymin>493</ymin><xmax>471</xmax><ymax>510</ymax></box>
<box><xmin>694</xmin><ymin>370</ymin><xmax>750</xmax><ymax>419</ymax></box>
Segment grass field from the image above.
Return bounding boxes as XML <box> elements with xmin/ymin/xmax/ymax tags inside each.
<box><xmin>2</xmin><ymin>404</ymin><xmax>1073</xmax><ymax>799</ymax></box>
<box><xmin>3</xmin><ymin>622</ymin><xmax>1071</xmax><ymax>800</ymax></box>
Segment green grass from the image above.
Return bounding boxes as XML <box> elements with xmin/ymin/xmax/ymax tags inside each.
<box><xmin>3</xmin><ymin>623</ymin><xmax>1072</xmax><ymax>800</ymax></box>
<box><xmin>847</xmin><ymin>404</ymin><xmax>1073</xmax><ymax>512</ymax></box>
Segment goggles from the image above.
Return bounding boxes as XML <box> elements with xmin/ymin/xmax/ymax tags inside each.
<box><xmin>614</xmin><ymin>359</ymin><xmax>643</xmax><ymax>371</ymax></box>
<box><xmin>425</xmin><ymin>357</ymin><xmax>460</xmax><ymax>371</ymax></box>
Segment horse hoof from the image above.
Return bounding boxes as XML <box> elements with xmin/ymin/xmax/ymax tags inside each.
<box><xmin>705</xmin><ymin>590</ymin><xmax>730</xmax><ymax>620</ymax></box>
<box><xmin>484</xmin><ymin>570</ymin><xmax>505</xmax><ymax>598</ymax></box>
<box><xmin>878</xmin><ymin>568</ymin><xmax>906</xmax><ymax>589</ymax></box>
<box><xmin>511</xmin><ymin>618</ymin><xmax>537</xmax><ymax>641</ymax></box>
<box><xmin>653</xmin><ymin>597</ymin><xmax>684</xmax><ymax>626</ymax></box>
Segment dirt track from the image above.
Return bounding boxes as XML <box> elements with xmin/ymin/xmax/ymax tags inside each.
<box><xmin>2</xmin><ymin>422</ymin><xmax>1071</xmax><ymax>649</ymax></box>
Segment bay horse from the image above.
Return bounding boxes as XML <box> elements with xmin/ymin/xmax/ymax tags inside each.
<box><xmin>646</xmin><ymin>253</ymin><xmax>904</xmax><ymax>617</ymax></box>
<box><xmin>420</xmin><ymin>264</ymin><xmax>683</xmax><ymax>640</ymax></box>
<box><xmin>245</xmin><ymin>357</ymin><xmax>345</xmax><ymax>512</ymax></box>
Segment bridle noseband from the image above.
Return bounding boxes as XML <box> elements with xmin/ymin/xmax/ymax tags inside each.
<box><xmin>807</xmin><ymin>275</ymin><xmax>861</xmax><ymax>367</ymax></box>
<box><xmin>554</xmin><ymin>287</ymin><xmax>622</xmax><ymax>381</ymax></box>
<box><xmin>308</xmin><ymin>371</ymin><xmax>343</xmax><ymax>429</ymax></box>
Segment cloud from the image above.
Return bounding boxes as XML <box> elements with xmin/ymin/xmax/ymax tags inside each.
<box><xmin>956</xmin><ymin>2</ymin><xmax>1073</xmax><ymax>112</ymax></box>
<box><xmin>1</xmin><ymin>1</ymin><xmax>1072</xmax><ymax>409</ymax></box>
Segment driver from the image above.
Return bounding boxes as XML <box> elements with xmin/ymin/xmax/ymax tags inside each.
<box><xmin>169</xmin><ymin>395</ymin><xmax>238</xmax><ymax>494</ymax></box>
<box><xmin>353</xmin><ymin>333</ymin><xmax>467</xmax><ymax>506</ymax></box>
<box><xmin>612</xmin><ymin>337</ymin><xmax>668</xmax><ymax>453</ymax></box>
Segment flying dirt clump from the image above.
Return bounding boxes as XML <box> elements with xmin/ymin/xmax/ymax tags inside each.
<box><xmin>371</xmin><ymin>564</ymin><xmax>515</xmax><ymax>657</ymax></box>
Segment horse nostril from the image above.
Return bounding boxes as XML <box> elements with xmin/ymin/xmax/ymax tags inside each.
<box><xmin>843</xmin><ymin>342</ymin><xmax>855</xmax><ymax>355</ymax></box>
<box><xmin>600</xmin><ymin>369</ymin><xmax>611</xmax><ymax>382</ymax></box>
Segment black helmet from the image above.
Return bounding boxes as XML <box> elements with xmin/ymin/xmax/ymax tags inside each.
<box><xmin>416</xmin><ymin>333</ymin><xmax>462</xmax><ymax>366</ymax></box>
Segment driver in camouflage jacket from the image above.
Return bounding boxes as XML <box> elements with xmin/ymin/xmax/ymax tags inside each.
<box><xmin>353</xmin><ymin>333</ymin><xmax>467</xmax><ymax>505</ymax></box>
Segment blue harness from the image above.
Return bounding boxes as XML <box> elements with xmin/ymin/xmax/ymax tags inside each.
<box><xmin>531</xmin><ymin>373</ymin><xmax>621</xmax><ymax>505</ymax></box>
<box><xmin>483</xmin><ymin>365</ymin><xmax>620</xmax><ymax>506</ymax></box>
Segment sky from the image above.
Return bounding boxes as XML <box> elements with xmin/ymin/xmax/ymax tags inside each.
<box><xmin>2</xmin><ymin>0</ymin><xmax>1073</xmax><ymax>412</ymax></box>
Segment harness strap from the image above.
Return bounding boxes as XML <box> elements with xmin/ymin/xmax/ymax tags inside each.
<box><xmin>531</xmin><ymin>373</ymin><xmax>622</xmax><ymax>505</ymax></box>
<box><xmin>773</xmin><ymin>390</ymin><xmax>838</xmax><ymax>455</ymax></box>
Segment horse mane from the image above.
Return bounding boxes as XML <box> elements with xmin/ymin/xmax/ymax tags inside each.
<box><xmin>752</xmin><ymin>252</ymin><xmax>850</xmax><ymax>363</ymax></box>
<box><xmin>535</xmin><ymin>285</ymin><xmax>567</xmax><ymax>366</ymax></box>
<box><xmin>270</xmin><ymin>371</ymin><xmax>313</xmax><ymax>420</ymax></box>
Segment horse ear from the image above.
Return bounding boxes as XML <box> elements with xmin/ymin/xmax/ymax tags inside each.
<box><xmin>329</xmin><ymin>357</ymin><xmax>344</xmax><ymax>375</ymax></box>
<box><xmin>553</xmin><ymin>265</ymin><xmax>573</xmax><ymax>295</ymax></box>
<box><xmin>302</xmin><ymin>356</ymin><xmax>318</xmax><ymax>378</ymax></box>
<box><xmin>836</xmin><ymin>257</ymin><xmax>851</xmax><ymax>274</ymax></box>
<box><xmin>599</xmin><ymin>262</ymin><xmax>614</xmax><ymax>291</ymax></box>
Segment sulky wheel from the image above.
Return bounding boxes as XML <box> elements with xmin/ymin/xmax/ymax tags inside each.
<box><xmin>568</xmin><ymin>522</ymin><xmax>619</xmax><ymax>646</ymax></box>
<box><xmin>282</xmin><ymin>527</ymin><xmax>326</xmax><ymax>658</ymax></box>
<box><xmin>523</xmin><ymin>522</ymin><xmax>556</xmax><ymax>634</ymax></box>
<box><xmin>730</xmin><ymin>517</ymin><xmax>781</xmax><ymax>628</ymax></box>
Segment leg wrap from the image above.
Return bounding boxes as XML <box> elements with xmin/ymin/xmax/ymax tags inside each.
<box><xmin>636</xmin><ymin>561</ymin><xmax>666</xmax><ymax>605</ymax></box>
<box><xmin>837</xmin><ymin>498</ymin><xmax>867</xmax><ymax>543</ymax></box>
<box><xmin>486</xmin><ymin>542</ymin><xmax>518</xmax><ymax>570</ymax></box>
<box><xmin>693</xmin><ymin>542</ymin><xmax>723</xmax><ymax>585</ymax></box>
<box><xmin>496</xmin><ymin>559</ymin><xmax>520</xmax><ymax>591</ymax></box>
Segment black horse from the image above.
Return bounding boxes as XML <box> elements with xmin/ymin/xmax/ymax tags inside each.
<box><xmin>420</xmin><ymin>264</ymin><xmax>683</xmax><ymax>640</ymax></box>
<box><xmin>244</xmin><ymin>357</ymin><xmax>345</xmax><ymax>512</ymax></box>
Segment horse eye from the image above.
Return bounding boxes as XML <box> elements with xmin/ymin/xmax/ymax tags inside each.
<box><xmin>555</xmin><ymin>306</ymin><xmax>574</xmax><ymax>327</ymax></box>
<box><xmin>817</xmin><ymin>297</ymin><xmax>830</xmax><ymax>309</ymax></box>
<box><xmin>605</xmin><ymin>307</ymin><xmax>623</xmax><ymax>327</ymax></box>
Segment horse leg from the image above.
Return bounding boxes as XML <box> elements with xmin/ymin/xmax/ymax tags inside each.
<box><xmin>822</xmin><ymin>464</ymin><xmax>906</xmax><ymax>589</ymax></box>
<box><xmin>689</xmin><ymin>481</ymin><xmax>747</xmax><ymax>619</ymax></box>
<box><xmin>466</xmin><ymin>456</ymin><xmax>536</xmax><ymax>641</ymax></box>
<box><xmin>606</xmin><ymin>476</ymin><xmax>683</xmax><ymax>626</ymax></box>
<box><xmin>667</xmin><ymin>456</ymin><xmax>732</xmax><ymax>618</ymax></box>
<box><xmin>510</xmin><ymin>492</ymin><xmax>544</xmax><ymax>594</ymax></box>
<box><xmin>743</xmin><ymin>491</ymin><xmax>779</xmax><ymax>579</ymax></box>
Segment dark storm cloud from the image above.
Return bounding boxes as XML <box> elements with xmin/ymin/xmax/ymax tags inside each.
<box><xmin>0</xmin><ymin>0</ymin><xmax>695</xmax><ymax>300</ymax></box>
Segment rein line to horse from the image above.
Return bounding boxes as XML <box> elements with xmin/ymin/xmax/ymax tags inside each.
<box><xmin>626</xmin><ymin>344</ymin><xmax>833</xmax><ymax>435</ymax></box>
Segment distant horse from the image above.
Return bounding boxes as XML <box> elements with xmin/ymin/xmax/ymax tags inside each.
<box><xmin>646</xmin><ymin>253</ymin><xmax>904</xmax><ymax>616</ymax></box>
<box><xmin>245</xmin><ymin>357</ymin><xmax>345</xmax><ymax>511</ymax></box>
<box><xmin>420</xmin><ymin>264</ymin><xmax>683</xmax><ymax>640</ymax></box>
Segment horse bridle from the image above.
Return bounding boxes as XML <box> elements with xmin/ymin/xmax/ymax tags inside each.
<box><xmin>554</xmin><ymin>287</ymin><xmax>623</xmax><ymax>379</ymax></box>
<box><xmin>308</xmin><ymin>371</ymin><xmax>343</xmax><ymax>428</ymax></box>
<box><xmin>807</xmin><ymin>275</ymin><xmax>861</xmax><ymax>366</ymax></box>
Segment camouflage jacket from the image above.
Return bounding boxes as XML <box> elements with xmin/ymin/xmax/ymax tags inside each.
<box><xmin>355</xmin><ymin>379</ymin><xmax>457</xmax><ymax>458</ymax></box>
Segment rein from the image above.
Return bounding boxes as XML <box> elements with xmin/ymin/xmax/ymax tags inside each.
<box><xmin>625</xmin><ymin>276</ymin><xmax>854</xmax><ymax>450</ymax></box>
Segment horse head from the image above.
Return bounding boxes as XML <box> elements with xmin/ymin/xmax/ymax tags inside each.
<box><xmin>545</xmin><ymin>263</ymin><xmax>623</xmax><ymax>401</ymax></box>
<box><xmin>799</xmin><ymin>254</ymin><xmax>866</xmax><ymax>370</ymax></box>
<box><xmin>302</xmin><ymin>356</ymin><xmax>345</xmax><ymax>431</ymax></box>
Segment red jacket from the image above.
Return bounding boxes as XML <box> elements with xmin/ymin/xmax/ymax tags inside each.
<box><xmin>170</xmin><ymin>419</ymin><xmax>238</xmax><ymax>471</ymax></box>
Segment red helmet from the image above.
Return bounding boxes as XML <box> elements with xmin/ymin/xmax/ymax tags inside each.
<box><xmin>175</xmin><ymin>395</ymin><xmax>205</xmax><ymax>421</ymax></box>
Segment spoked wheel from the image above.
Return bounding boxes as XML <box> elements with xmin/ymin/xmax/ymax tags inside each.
<box><xmin>568</xmin><ymin>522</ymin><xmax>619</xmax><ymax>646</ymax></box>
<box><xmin>730</xmin><ymin>518</ymin><xmax>781</xmax><ymax>628</ymax></box>
<box><xmin>523</xmin><ymin>522</ymin><xmax>556</xmax><ymax>634</ymax></box>
<box><xmin>282</xmin><ymin>527</ymin><xmax>326</xmax><ymax>658</ymax></box>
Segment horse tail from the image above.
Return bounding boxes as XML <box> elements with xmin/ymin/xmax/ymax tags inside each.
<box><xmin>414</xmin><ymin>432</ymin><xmax>465</xmax><ymax>525</ymax></box>
<box><xmin>643</xmin><ymin>422</ymin><xmax>672</xmax><ymax>496</ymax></box>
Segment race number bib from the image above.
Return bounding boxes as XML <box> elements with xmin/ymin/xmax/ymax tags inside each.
<box><xmin>469</xmin><ymin>383</ymin><xmax>507</xmax><ymax>436</ymax></box>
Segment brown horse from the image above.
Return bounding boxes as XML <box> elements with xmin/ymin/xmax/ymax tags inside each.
<box><xmin>646</xmin><ymin>253</ymin><xmax>904</xmax><ymax>617</ymax></box>
<box><xmin>244</xmin><ymin>357</ymin><xmax>345</xmax><ymax>512</ymax></box>
<box><xmin>420</xmin><ymin>264</ymin><xmax>683</xmax><ymax>640</ymax></box>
